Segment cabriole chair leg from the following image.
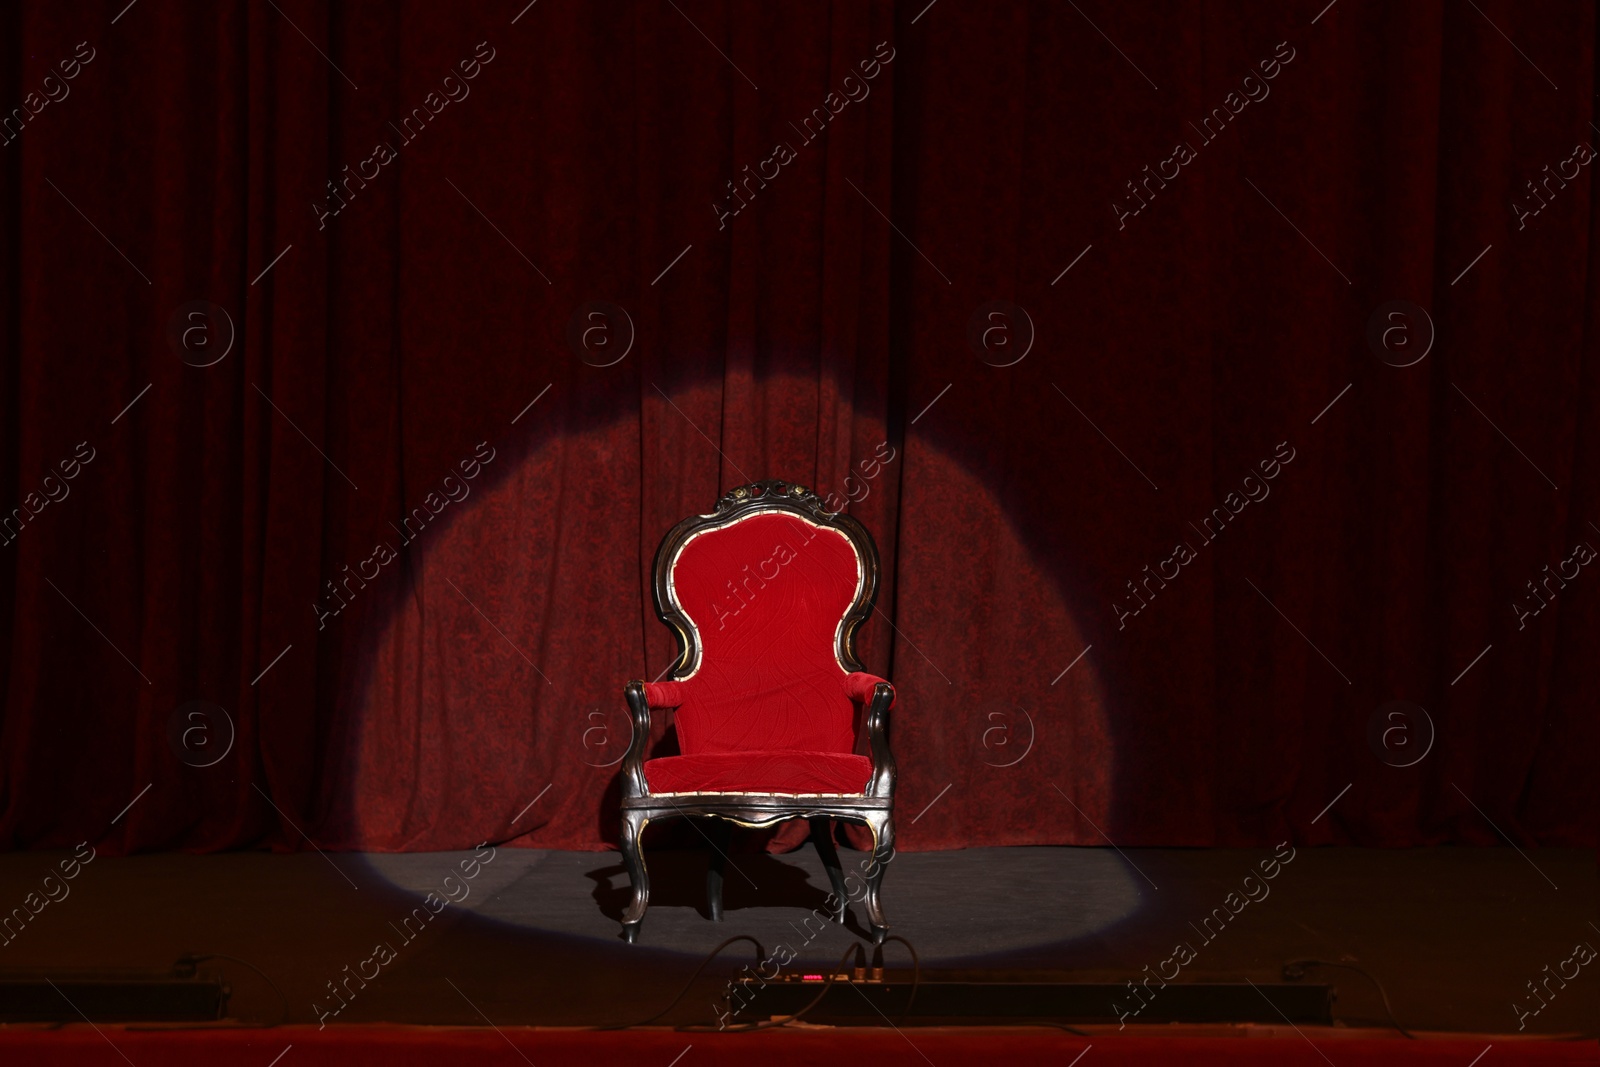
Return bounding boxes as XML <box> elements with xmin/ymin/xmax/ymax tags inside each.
<box><xmin>809</xmin><ymin>816</ymin><xmax>849</xmax><ymax>923</ymax></box>
<box><xmin>620</xmin><ymin>809</ymin><xmax>650</xmax><ymax>943</ymax></box>
<box><xmin>705</xmin><ymin>818</ymin><xmax>732</xmax><ymax>922</ymax></box>
<box><xmin>862</xmin><ymin>811</ymin><xmax>894</xmax><ymax>944</ymax></box>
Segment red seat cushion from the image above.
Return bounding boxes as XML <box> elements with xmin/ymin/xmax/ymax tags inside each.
<box><xmin>644</xmin><ymin>751</ymin><xmax>872</xmax><ymax>795</ymax></box>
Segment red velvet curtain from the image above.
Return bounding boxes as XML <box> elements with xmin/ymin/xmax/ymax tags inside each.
<box><xmin>0</xmin><ymin>1</ymin><xmax>1593</xmax><ymax>855</ymax></box>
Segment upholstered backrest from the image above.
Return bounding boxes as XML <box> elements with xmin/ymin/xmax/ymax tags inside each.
<box><xmin>662</xmin><ymin>501</ymin><xmax>869</xmax><ymax>756</ymax></box>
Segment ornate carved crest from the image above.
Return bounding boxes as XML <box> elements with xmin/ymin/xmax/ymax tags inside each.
<box><xmin>709</xmin><ymin>479</ymin><xmax>831</xmax><ymax>518</ymax></box>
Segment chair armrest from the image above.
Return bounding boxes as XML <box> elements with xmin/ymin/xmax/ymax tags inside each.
<box><xmin>623</xmin><ymin>680</ymin><xmax>692</xmax><ymax>797</ymax></box>
<box><xmin>843</xmin><ymin>672</ymin><xmax>895</xmax><ymax>707</ymax></box>
<box><xmin>641</xmin><ymin>680</ymin><xmax>690</xmax><ymax>708</ymax></box>
<box><xmin>843</xmin><ymin>673</ymin><xmax>896</xmax><ymax>800</ymax></box>
<box><xmin>621</xmin><ymin>681</ymin><xmax>659</xmax><ymax>798</ymax></box>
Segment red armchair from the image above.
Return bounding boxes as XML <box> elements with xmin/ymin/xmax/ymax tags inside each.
<box><xmin>619</xmin><ymin>480</ymin><xmax>897</xmax><ymax>944</ymax></box>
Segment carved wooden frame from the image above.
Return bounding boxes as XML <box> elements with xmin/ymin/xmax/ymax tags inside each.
<box><xmin>618</xmin><ymin>480</ymin><xmax>897</xmax><ymax>944</ymax></box>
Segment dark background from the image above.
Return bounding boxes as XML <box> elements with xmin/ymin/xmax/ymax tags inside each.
<box><xmin>0</xmin><ymin>1</ymin><xmax>1594</xmax><ymax>856</ymax></box>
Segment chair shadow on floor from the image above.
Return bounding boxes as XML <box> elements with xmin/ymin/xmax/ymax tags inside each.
<box><xmin>586</xmin><ymin>837</ymin><xmax>879</xmax><ymax>943</ymax></box>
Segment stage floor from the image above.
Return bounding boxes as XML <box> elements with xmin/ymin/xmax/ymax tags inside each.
<box><xmin>0</xmin><ymin>843</ymin><xmax>1592</xmax><ymax>1036</ymax></box>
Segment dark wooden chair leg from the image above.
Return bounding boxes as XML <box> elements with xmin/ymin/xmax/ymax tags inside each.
<box><xmin>620</xmin><ymin>809</ymin><xmax>650</xmax><ymax>943</ymax></box>
<box><xmin>705</xmin><ymin>818</ymin><xmax>733</xmax><ymax>922</ymax></box>
<box><xmin>862</xmin><ymin>811</ymin><xmax>894</xmax><ymax>944</ymax></box>
<box><xmin>808</xmin><ymin>816</ymin><xmax>849</xmax><ymax>923</ymax></box>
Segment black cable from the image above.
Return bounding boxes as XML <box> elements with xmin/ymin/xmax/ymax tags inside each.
<box><xmin>597</xmin><ymin>931</ymin><xmax>1085</xmax><ymax>1035</ymax></box>
<box><xmin>1283</xmin><ymin>958</ymin><xmax>1414</xmax><ymax>1039</ymax></box>
<box><xmin>686</xmin><ymin>941</ymin><xmax>868</xmax><ymax>1032</ymax></box>
<box><xmin>717</xmin><ymin>936</ymin><xmax>1093</xmax><ymax>1037</ymax></box>
<box><xmin>595</xmin><ymin>934</ymin><xmax>767</xmax><ymax>1030</ymax></box>
<box><xmin>877</xmin><ymin>934</ymin><xmax>920</xmax><ymax>1019</ymax></box>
